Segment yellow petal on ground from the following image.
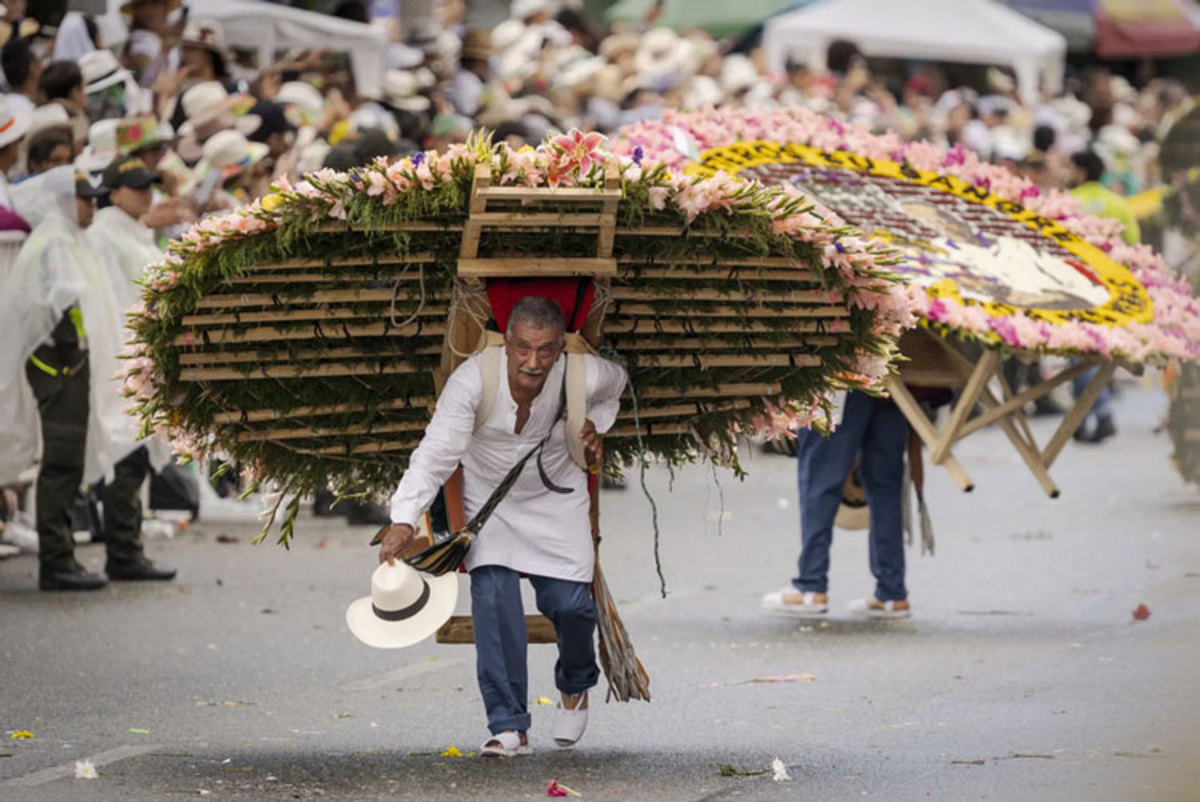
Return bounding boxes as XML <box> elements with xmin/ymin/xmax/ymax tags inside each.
<box><xmin>441</xmin><ymin>745</ymin><xmax>464</xmax><ymax>757</ymax></box>
<box><xmin>11</xmin><ymin>730</ymin><xmax>33</xmax><ymax>739</ymax></box>
<box><xmin>534</xmin><ymin>697</ymin><xmax>554</xmax><ymax>705</ymax></box>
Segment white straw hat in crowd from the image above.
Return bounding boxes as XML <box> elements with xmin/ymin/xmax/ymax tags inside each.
<box><xmin>682</xmin><ymin>75</ymin><xmax>724</xmax><ymax>110</ymax></box>
<box><xmin>181</xmin><ymin>18</ymin><xmax>227</xmax><ymax>54</ymax></box>
<box><xmin>196</xmin><ymin>129</ymin><xmax>269</xmax><ymax>179</ymax></box>
<box><xmin>276</xmin><ymin>81</ymin><xmax>325</xmax><ymax>118</ymax></box>
<box><xmin>720</xmin><ymin>54</ymin><xmax>760</xmax><ymax>99</ymax></box>
<box><xmin>0</xmin><ymin>95</ymin><xmax>32</xmax><ymax>149</ymax></box>
<box><xmin>79</xmin><ymin>49</ymin><xmax>132</xmax><ymax>94</ymax></box>
<box><xmin>76</xmin><ymin>118</ymin><xmax>121</xmax><ymax>172</ymax></box>
<box><xmin>382</xmin><ymin>70</ymin><xmax>432</xmax><ymax>114</ymax></box>
<box><xmin>634</xmin><ymin>28</ymin><xmax>698</xmax><ymax>93</ymax></box>
<box><xmin>511</xmin><ymin>0</ymin><xmax>560</xmax><ymax>21</ymax></box>
<box><xmin>345</xmin><ymin>561</ymin><xmax>458</xmax><ymax>649</ymax></box>
<box><xmin>26</xmin><ymin>104</ymin><xmax>70</xmax><ymax>139</ymax></box>
<box><xmin>180</xmin><ymin>81</ymin><xmax>233</xmax><ymax>128</ymax></box>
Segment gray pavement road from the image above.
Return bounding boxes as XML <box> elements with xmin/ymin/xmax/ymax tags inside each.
<box><xmin>2</xmin><ymin>385</ymin><xmax>1199</xmax><ymax>801</ymax></box>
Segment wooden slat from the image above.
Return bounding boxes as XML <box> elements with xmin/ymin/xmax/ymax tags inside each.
<box><xmin>611</xmin><ymin>288</ymin><xmax>830</xmax><ymax>304</ymax></box>
<box><xmin>195</xmin><ymin>288</ymin><xmax>409</xmax><ymax>310</ymax></box>
<box><xmin>179</xmin><ymin>362</ymin><xmax>428</xmax><ymax>382</ymax></box>
<box><xmin>181</xmin><ymin>305</ymin><xmax>447</xmax><ymax>327</ymax></box>
<box><xmin>634</xmin><ymin>354</ymin><xmax>821</xmax><ymax>369</ymax></box>
<box><xmin>1184</xmin><ymin>429</ymin><xmax>1200</xmax><ymax>444</ymax></box>
<box><xmin>471</xmin><ymin>212</ymin><xmax>606</xmax><ymax>226</ymax></box>
<box><xmin>478</xmin><ymin>186</ymin><xmax>621</xmax><ymax>202</ymax></box>
<box><xmin>602</xmin><ymin>319</ymin><xmax>825</xmax><ymax>335</ymax></box>
<box><xmin>457</xmin><ymin>258</ymin><xmax>616</xmax><ymax>277</ymax></box>
<box><xmin>617</xmin><ymin>257</ymin><xmax>804</xmax><ymax>268</ymax></box>
<box><xmin>235</xmin><ymin>419</ymin><xmax>428</xmax><ymax>442</ymax></box>
<box><xmin>607</xmin><ymin>335</ymin><xmax>838</xmax><ymax>350</ymax></box>
<box><xmin>297</xmin><ymin>438</ymin><xmax>422</xmax><ymax>457</ymax></box>
<box><xmin>616</xmin><ymin>399</ymin><xmax>751</xmax><ymax>420</ymax></box>
<box><xmin>248</xmin><ymin>254</ymin><xmax>438</xmax><ymax>271</ymax></box>
<box><xmin>638</xmin><ymin>382</ymin><xmax>781</xmax><ymax>399</ymax></box>
<box><xmin>212</xmin><ymin>397</ymin><xmax>433</xmax><ymax>425</ymax></box>
<box><xmin>178</xmin><ymin>345</ymin><xmax>441</xmax><ymax>366</ymax></box>
<box><xmin>607</xmin><ymin>421</ymin><xmax>692</xmax><ymax>437</ymax></box>
<box><xmin>226</xmin><ymin>273</ymin><xmax>427</xmax><ymax>285</ymax></box>
<box><xmin>172</xmin><ymin>320</ymin><xmax>446</xmax><ymax>346</ymax></box>
<box><xmin>437</xmin><ymin>614</ymin><xmax>556</xmax><ymax>644</ymax></box>
<box><xmin>611</xmin><ymin>302</ymin><xmax>848</xmax><ymax>318</ymax></box>
<box><xmin>624</xmin><ymin>268</ymin><xmax>817</xmax><ymax>282</ymax></box>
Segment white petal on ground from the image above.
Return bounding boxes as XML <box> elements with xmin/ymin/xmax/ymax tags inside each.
<box><xmin>771</xmin><ymin>758</ymin><xmax>792</xmax><ymax>782</ymax></box>
<box><xmin>74</xmin><ymin>760</ymin><xmax>98</xmax><ymax>779</ymax></box>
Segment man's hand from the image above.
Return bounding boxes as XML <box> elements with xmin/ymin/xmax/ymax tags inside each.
<box><xmin>579</xmin><ymin>418</ymin><xmax>602</xmax><ymax>466</ymax></box>
<box><xmin>378</xmin><ymin>523</ymin><xmax>415</xmax><ymax>565</ymax></box>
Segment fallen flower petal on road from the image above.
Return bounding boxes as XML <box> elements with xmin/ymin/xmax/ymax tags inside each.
<box><xmin>772</xmin><ymin>758</ymin><xmax>792</xmax><ymax>781</ymax></box>
<box><xmin>547</xmin><ymin>779</ymin><xmax>581</xmax><ymax>797</ymax></box>
<box><xmin>1132</xmin><ymin>604</ymin><xmax>1151</xmax><ymax>621</ymax></box>
<box><xmin>534</xmin><ymin>697</ymin><xmax>554</xmax><ymax>705</ymax></box>
<box><xmin>730</xmin><ymin>674</ymin><xmax>817</xmax><ymax>685</ymax></box>
<box><xmin>75</xmin><ymin>760</ymin><xmax>98</xmax><ymax>779</ymax></box>
<box><xmin>441</xmin><ymin>745</ymin><xmax>464</xmax><ymax>757</ymax></box>
<box><xmin>10</xmin><ymin>731</ymin><xmax>33</xmax><ymax>739</ymax></box>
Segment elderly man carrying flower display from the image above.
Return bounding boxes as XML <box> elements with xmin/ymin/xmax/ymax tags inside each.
<box><xmin>377</xmin><ymin>296</ymin><xmax>626</xmax><ymax>758</ymax></box>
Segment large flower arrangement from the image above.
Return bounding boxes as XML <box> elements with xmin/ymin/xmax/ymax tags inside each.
<box><xmin>125</xmin><ymin>133</ymin><xmax>915</xmax><ymax>540</ymax></box>
<box><xmin>613</xmin><ymin>108</ymin><xmax>1200</xmax><ymax>363</ymax></box>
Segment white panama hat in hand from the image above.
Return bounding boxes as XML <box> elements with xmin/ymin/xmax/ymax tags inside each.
<box><xmin>346</xmin><ymin>561</ymin><xmax>458</xmax><ymax>649</ymax></box>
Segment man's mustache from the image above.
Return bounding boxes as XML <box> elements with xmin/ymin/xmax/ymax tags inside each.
<box><xmin>518</xmin><ymin>368</ymin><xmax>546</xmax><ymax>377</ymax></box>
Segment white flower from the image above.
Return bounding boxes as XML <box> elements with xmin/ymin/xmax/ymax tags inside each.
<box><xmin>75</xmin><ymin>760</ymin><xmax>98</xmax><ymax>779</ymax></box>
<box><xmin>771</xmin><ymin>758</ymin><xmax>792</xmax><ymax>782</ymax></box>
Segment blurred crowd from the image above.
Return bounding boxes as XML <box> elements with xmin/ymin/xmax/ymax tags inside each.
<box><xmin>0</xmin><ymin>0</ymin><xmax>1191</xmax><ymax>234</ymax></box>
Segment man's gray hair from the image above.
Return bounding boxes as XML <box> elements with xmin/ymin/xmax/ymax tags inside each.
<box><xmin>506</xmin><ymin>296</ymin><xmax>566</xmax><ymax>342</ymax></box>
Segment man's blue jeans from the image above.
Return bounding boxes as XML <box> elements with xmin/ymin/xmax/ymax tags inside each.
<box><xmin>794</xmin><ymin>391</ymin><xmax>909</xmax><ymax>602</ymax></box>
<box><xmin>1071</xmin><ymin>364</ymin><xmax>1112</xmax><ymax>420</ymax></box>
<box><xmin>469</xmin><ymin>565</ymin><xmax>599</xmax><ymax>735</ymax></box>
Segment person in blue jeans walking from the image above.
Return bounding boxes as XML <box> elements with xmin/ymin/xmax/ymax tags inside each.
<box><xmin>763</xmin><ymin>390</ymin><xmax>911</xmax><ymax>618</ymax></box>
<box><xmin>1071</xmin><ymin>364</ymin><xmax>1116</xmax><ymax>443</ymax></box>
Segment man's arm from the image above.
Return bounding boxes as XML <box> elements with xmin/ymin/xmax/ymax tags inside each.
<box><xmin>381</xmin><ymin>361</ymin><xmax>480</xmax><ymax>562</ymax></box>
<box><xmin>585</xmin><ymin>354</ymin><xmax>627</xmax><ymax>435</ymax></box>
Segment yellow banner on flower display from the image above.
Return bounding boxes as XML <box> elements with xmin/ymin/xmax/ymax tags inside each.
<box><xmin>693</xmin><ymin>141</ymin><xmax>1153</xmax><ymax>328</ymax></box>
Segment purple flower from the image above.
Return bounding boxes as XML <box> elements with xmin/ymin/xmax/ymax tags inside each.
<box><xmin>632</xmin><ymin>145</ymin><xmax>644</xmax><ymax>166</ymax></box>
<box><xmin>834</xmin><ymin>240</ymin><xmax>844</xmax><ymax>253</ymax></box>
<box><xmin>411</xmin><ymin>151</ymin><xmax>425</xmax><ymax>167</ymax></box>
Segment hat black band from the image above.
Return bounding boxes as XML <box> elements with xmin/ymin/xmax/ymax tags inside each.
<box><xmin>87</xmin><ymin>67</ymin><xmax>121</xmax><ymax>88</ymax></box>
<box><xmin>371</xmin><ymin>579</ymin><xmax>431</xmax><ymax>622</ymax></box>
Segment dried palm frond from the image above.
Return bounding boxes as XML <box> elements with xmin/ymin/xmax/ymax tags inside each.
<box><xmin>404</xmin><ymin>529</ymin><xmax>475</xmax><ymax>576</ymax></box>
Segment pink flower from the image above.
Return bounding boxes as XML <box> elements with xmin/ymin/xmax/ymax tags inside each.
<box><xmin>550</xmin><ymin>129</ymin><xmax>606</xmax><ymax>176</ymax></box>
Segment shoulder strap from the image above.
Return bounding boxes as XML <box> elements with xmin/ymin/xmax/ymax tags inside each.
<box><xmin>563</xmin><ymin>332</ymin><xmax>595</xmax><ymax>471</ymax></box>
<box><xmin>473</xmin><ymin>330</ymin><xmax>505</xmax><ymax>432</ymax></box>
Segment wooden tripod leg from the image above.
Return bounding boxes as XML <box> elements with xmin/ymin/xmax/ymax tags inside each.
<box><xmin>931</xmin><ymin>349</ymin><xmax>999</xmax><ymax>465</ymax></box>
<box><xmin>1042</xmin><ymin>360</ymin><xmax>1116</xmax><ymax>470</ymax></box>
<box><xmin>885</xmin><ymin>375</ymin><xmax>975</xmax><ymax>492</ymax></box>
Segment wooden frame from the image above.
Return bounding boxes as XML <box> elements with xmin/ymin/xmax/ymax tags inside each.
<box><xmin>887</xmin><ymin>329</ymin><xmax>1119</xmax><ymax>497</ymax></box>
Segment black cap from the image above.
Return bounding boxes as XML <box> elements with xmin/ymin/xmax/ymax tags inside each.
<box><xmin>75</xmin><ymin>169</ymin><xmax>107</xmax><ymax>199</ymax></box>
<box><xmin>102</xmin><ymin>155</ymin><xmax>156</xmax><ymax>191</ymax></box>
<box><xmin>247</xmin><ymin>100</ymin><xmax>296</xmax><ymax>144</ymax></box>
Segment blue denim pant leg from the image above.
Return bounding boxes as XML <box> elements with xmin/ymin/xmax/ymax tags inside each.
<box><xmin>530</xmin><ymin>574</ymin><xmax>600</xmax><ymax>696</ymax></box>
<box><xmin>859</xmin><ymin>401</ymin><xmax>909</xmax><ymax>602</ymax></box>
<box><xmin>793</xmin><ymin>391</ymin><xmax>871</xmax><ymax>594</ymax></box>
<box><xmin>1071</xmin><ymin>364</ymin><xmax>1112</xmax><ymax>421</ymax></box>
<box><xmin>469</xmin><ymin>565</ymin><xmax>531</xmax><ymax>734</ymax></box>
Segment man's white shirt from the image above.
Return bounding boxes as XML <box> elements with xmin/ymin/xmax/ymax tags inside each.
<box><xmin>390</xmin><ymin>348</ymin><xmax>626</xmax><ymax>583</ymax></box>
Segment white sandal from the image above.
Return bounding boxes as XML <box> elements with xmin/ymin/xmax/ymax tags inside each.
<box><xmin>553</xmin><ymin>692</ymin><xmax>589</xmax><ymax>749</ymax></box>
<box><xmin>479</xmin><ymin>730</ymin><xmax>532</xmax><ymax>758</ymax></box>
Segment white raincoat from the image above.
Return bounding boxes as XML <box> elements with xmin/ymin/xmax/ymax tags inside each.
<box><xmin>0</xmin><ymin>166</ymin><xmax>142</xmax><ymax>485</ymax></box>
<box><xmin>89</xmin><ymin>205</ymin><xmax>164</xmax><ymax>308</ymax></box>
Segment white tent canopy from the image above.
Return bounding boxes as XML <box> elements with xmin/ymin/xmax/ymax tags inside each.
<box><xmin>762</xmin><ymin>0</ymin><xmax>1067</xmax><ymax>103</ymax></box>
<box><xmin>100</xmin><ymin>0</ymin><xmax>388</xmax><ymax>99</ymax></box>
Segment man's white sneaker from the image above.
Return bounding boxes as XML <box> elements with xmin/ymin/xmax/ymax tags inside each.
<box><xmin>848</xmin><ymin>597</ymin><xmax>911</xmax><ymax>619</ymax></box>
<box><xmin>761</xmin><ymin>588</ymin><xmax>828</xmax><ymax>615</ymax></box>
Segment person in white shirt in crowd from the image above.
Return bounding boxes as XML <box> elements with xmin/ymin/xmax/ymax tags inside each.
<box><xmin>380</xmin><ymin>297</ymin><xmax>626</xmax><ymax>758</ymax></box>
<box><xmin>1</xmin><ymin>165</ymin><xmax>175</xmax><ymax>590</ymax></box>
<box><xmin>89</xmin><ymin>154</ymin><xmax>161</xmax><ymax>302</ymax></box>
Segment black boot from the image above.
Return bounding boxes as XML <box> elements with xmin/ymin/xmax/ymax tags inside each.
<box><xmin>106</xmin><ymin>554</ymin><xmax>177</xmax><ymax>581</ymax></box>
<box><xmin>40</xmin><ymin>562</ymin><xmax>108</xmax><ymax>591</ymax></box>
<box><xmin>1083</xmin><ymin>415</ymin><xmax>1116</xmax><ymax>444</ymax></box>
